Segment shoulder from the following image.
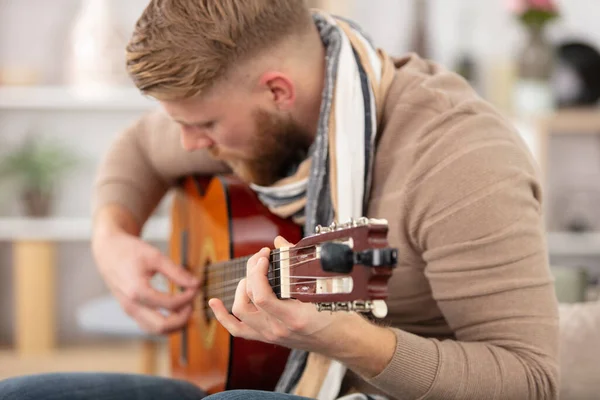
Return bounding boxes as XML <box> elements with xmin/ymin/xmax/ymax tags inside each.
<box><xmin>376</xmin><ymin>53</ymin><xmax>541</xmax><ymax>192</ymax></box>
<box><xmin>372</xmin><ymin>54</ymin><xmax>543</xmax><ymax>246</ymax></box>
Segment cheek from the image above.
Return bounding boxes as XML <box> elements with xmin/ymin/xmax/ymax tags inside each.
<box><xmin>219</xmin><ymin>121</ymin><xmax>255</xmax><ymax>149</ymax></box>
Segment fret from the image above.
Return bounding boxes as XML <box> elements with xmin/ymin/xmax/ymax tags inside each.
<box><xmin>203</xmin><ymin>254</ymin><xmax>276</xmax><ymax>313</ymax></box>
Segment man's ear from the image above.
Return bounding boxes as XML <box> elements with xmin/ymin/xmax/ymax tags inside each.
<box><xmin>259</xmin><ymin>71</ymin><xmax>296</xmax><ymax>111</ymax></box>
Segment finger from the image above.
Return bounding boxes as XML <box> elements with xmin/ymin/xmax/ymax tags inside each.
<box><xmin>149</xmin><ymin>253</ymin><xmax>200</xmax><ymax>289</ymax></box>
<box><xmin>233</xmin><ymin>274</ymin><xmax>286</xmax><ymax>338</ymax></box>
<box><xmin>246</xmin><ymin>247</ymin><xmax>271</xmax><ymax>300</ymax></box>
<box><xmin>235</xmin><ymin>278</ymin><xmax>258</xmax><ymax>316</ymax></box>
<box><xmin>246</xmin><ymin>247</ymin><xmax>270</xmax><ymax>270</ymax></box>
<box><xmin>118</xmin><ymin>292</ymin><xmax>193</xmax><ymax>335</ymax></box>
<box><xmin>208</xmin><ymin>298</ymin><xmax>261</xmax><ymax>341</ymax></box>
<box><xmin>137</xmin><ymin>304</ymin><xmax>194</xmax><ymax>335</ymax></box>
<box><xmin>248</xmin><ymin>255</ymin><xmax>310</xmax><ymax>328</ymax></box>
<box><xmin>274</xmin><ymin>236</ymin><xmax>293</xmax><ymax>249</ymax></box>
<box><xmin>248</xmin><ymin>256</ymin><xmax>281</xmax><ymax>313</ymax></box>
<box><xmin>136</xmin><ymin>284</ymin><xmax>197</xmax><ymax>311</ymax></box>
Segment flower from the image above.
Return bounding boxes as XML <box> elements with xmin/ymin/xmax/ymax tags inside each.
<box><xmin>529</xmin><ymin>0</ymin><xmax>558</xmax><ymax>12</ymax></box>
<box><xmin>508</xmin><ymin>0</ymin><xmax>559</xmax><ymax>28</ymax></box>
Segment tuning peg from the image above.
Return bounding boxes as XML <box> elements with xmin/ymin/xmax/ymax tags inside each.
<box><xmin>370</xmin><ymin>300</ymin><xmax>388</xmax><ymax>318</ymax></box>
<box><xmin>319</xmin><ymin>242</ymin><xmax>354</xmax><ymax>273</ymax></box>
<box><xmin>320</xmin><ymin>243</ymin><xmax>398</xmax><ymax>273</ymax></box>
<box><xmin>314</xmin><ymin>300</ymin><xmax>388</xmax><ymax>318</ymax></box>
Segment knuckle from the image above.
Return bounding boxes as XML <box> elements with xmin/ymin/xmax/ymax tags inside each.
<box><xmin>229</xmin><ymin>326</ymin><xmax>241</xmax><ymax>338</ymax></box>
<box><xmin>289</xmin><ymin>319</ymin><xmax>307</xmax><ymax>333</ymax></box>
<box><xmin>272</xmin><ymin>324</ymin><xmax>290</xmax><ymax>340</ymax></box>
<box><xmin>253</xmin><ymin>294</ymin><xmax>268</xmax><ymax>308</ymax></box>
<box><xmin>155</xmin><ymin>321</ymin><xmax>169</xmax><ymax>334</ymax></box>
<box><xmin>121</xmin><ymin>300</ymin><xmax>136</xmax><ymax>316</ymax></box>
<box><xmin>147</xmin><ymin>250</ymin><xmax>165</xmax><ymax>269</ymax></box>
<box><xmin>231</xmin><ymin>303</ymin><xmax>243</xmax><ymax>319</ymax></box>
<box><xmin>123</xmin><ymin>284</ymin><xmax>142</xmax><ymax>302</ymax></box>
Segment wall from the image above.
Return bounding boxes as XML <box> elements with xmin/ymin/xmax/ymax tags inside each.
<box><xmin>1</xmin><ymin>0</ymin><xmax>599</xmax><ymax>345</ymax></box>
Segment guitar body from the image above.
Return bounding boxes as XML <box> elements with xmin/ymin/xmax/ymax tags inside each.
<box><xmin>169</xmin><ymin>175</ymin><xmax>302</xmax><ymax>394</ymax></box>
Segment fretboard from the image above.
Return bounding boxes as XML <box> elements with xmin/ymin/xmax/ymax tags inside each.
<box><xmin>204</xmin><ymin>256</ymin><xmax>252</xmax><ymax>312</ymax></box>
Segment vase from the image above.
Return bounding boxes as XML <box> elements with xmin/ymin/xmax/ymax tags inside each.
<box><xmin>513</xmin><ymin>25</ymin><xmax>556</xmax><ymax>116</ymax></box>
<box><xmin>64</xmin><ymin>0</ymin><xmax>130</xmax><ymax>94</ymax></box>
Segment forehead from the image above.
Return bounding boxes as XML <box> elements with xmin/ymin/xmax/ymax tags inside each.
<box><xmin>161</xmin><ymin>83</ymin><xmax>251</xmax><ymax>123</ymax></box>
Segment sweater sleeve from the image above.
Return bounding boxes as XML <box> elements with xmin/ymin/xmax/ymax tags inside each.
<box><xmin>92</xmin><ymin>108</ymin><xmax>229</xmax><ymax>225</ymax></box>
<box><xmin>364</xmin><ymin>111</ymin><xmax>560</xmax><ymax>399</ymax></box>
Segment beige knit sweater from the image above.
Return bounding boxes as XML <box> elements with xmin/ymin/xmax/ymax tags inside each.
<box><xmin>92</xmin><ymin>53</ymin><xmax>559</xmax><ymax>399</ymax></box>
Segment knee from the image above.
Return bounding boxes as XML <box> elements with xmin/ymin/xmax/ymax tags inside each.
<box><xmin>0</xmin><ymin>374</ymin><xmax>46</xmax><ymax>400</ymax></box>
<box><xmin>204</xmin><ymin>390</ymin><xmax>272</xmax><ymax>400</ymax></box>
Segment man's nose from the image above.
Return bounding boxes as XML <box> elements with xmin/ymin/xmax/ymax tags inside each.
<box><xmin>180</xmin><ymin>130</ymin><xmax>214</xmax><ymax>151</ymax></box>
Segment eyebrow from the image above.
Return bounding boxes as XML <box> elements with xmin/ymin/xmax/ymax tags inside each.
<box><xmin>174</xmin><ymin>119</ymin><xmax>214</xmax><ymax>128</ymax></box>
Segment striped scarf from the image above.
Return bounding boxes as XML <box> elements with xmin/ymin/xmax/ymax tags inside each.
<box><xmin>251</xmin><ymin>10</ymin><xmax>395</xmax><ymax>400</ymax></box>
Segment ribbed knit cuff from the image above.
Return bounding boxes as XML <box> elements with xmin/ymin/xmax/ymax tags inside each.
<box><xmin>365</xmin><ymin>328</ymin><xmax>439</xmax><ymax>399</ymax></box>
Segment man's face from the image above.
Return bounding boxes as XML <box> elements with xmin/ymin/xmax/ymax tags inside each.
<box><xmin>161</xmin><ymin>82</ymin><xmax>312</xmax><ymax>186</ymax></box>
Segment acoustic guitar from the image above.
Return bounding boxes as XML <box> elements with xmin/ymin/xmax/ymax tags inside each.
<box><xmin>168</xmin><ymin>174</ymin><xmax>398</xmax><ymax>394</ymax></box>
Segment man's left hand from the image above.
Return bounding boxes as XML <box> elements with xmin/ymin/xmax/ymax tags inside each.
<box><xmin>208</xmin><ymin>236</ymin><xmax>355</xmax><ymax>353</ymax></box>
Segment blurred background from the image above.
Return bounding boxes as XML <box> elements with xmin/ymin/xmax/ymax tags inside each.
<box><xmin>1</xmin><ymin>0</ymin><xmax>600</xmax><ymax>397</ymax></box>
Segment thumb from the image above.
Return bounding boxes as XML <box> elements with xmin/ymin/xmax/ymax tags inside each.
<box><xmin>153</xmin><ymin>254</ymin><xmax>200</xmax><ymax>288</ymax></box>
<box><xmin>274</xmin><ymin>235</ymin><xmax>294</xmax><ymax>249</ymax></box>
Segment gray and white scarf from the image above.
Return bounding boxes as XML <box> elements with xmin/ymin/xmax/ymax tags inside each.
<box><xmin>250</xmin><ymin>10</ymin><xmax>395</xmax><ymax>400</ymax></box>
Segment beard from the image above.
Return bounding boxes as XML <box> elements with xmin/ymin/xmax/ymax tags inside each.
<box><xmin>209</xmin><ymin>109</ymin><xmax>313</xmax><ymax>186</ymax></box>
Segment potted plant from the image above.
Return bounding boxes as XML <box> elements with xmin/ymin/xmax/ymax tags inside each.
<box><xmin>0</xmin><ymin>136</ymin><xmax>79</xmax><ymax>217</ymax></box>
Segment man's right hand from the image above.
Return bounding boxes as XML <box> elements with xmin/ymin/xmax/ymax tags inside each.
<box><xmin>92</xmin><ymin>205</ymin><xmax>200</xmax><ymax>335</ymax></box>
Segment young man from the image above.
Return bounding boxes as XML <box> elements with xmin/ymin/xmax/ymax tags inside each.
<box><xmin>0</xmin><ymin>1</ymin><xmax>559</xmax><ymax>399</ymax></box>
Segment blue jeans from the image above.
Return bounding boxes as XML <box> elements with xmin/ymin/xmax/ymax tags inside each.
<box><xmin>0</xmin><ymin>373</ymin><xmax>205</xmax><ymax>400</ymax></box>
<box><xmin>0</xmin><ymin>372</ymin><xmax>312</xmax><ymax>400</ymax></box>
<box><xmin>204</xmin><ymin>391</ymin><xmax>312</xmax><ymax>400</ymax></box>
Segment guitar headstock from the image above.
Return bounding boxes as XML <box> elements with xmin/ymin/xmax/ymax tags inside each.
<box><xmin>268</xmin><ymin>217</ymin><xmax>397</xmax><ymax>318</ymax></box>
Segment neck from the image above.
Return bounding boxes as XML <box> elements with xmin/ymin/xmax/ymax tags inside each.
<box><xmin>287</xmin><ymin>23</ymin><xmax>327</xmax><ymax>146</ymax></box>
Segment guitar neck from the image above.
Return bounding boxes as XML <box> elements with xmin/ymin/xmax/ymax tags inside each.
<box><xmin>203</xmin><ymin>250</ymin><xmax>287</xmax><ymax>313</ymax></box>
<box><xmin>204</xmin><ymin>256</ymin><xmax>251</xmax><ymax>312</ymax></box>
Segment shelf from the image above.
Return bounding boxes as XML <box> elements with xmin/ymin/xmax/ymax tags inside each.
<box><xmin>0</xmin><ymin>86</ymin><xmax>158</xmax><ymax>111</ymax></box>
<box><xmin>539</xmin><ymin>107</ymin><xmax>600</xmax><ymax>134</ymax></box>
<box><xmin>547</xmin><ymin>232</ymin><xmax>600</xmax><ymax>257</ymax></box>
<box><xmin>0</xmin><ymin>216</ymin><xmax>169</xmax><ymax>241</ymax></box>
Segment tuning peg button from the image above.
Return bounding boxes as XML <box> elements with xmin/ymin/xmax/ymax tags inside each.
<box><xmin>370</xmin><ymin>300</ymin><xmax>388</xmax><ymax>318</ymax></box>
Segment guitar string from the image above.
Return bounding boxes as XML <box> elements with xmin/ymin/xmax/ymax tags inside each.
<box><xmin>175</xmin><ymin>243</ymin><xmax>354</xmax><ymax>299</ymax></box>
<box><xmin>204</xmin><ymin>255</ymin><xmax>317</xmax><ymax>281</ymax></box>
<box><xmin>201</xmin><ymin>243</ymin><xmax>319</xmax><ymax>273</ymax></box>
<box><xmin>205</xmin><ymin>278</ymin><xmax>323</xmax><ymax>297</ymax></box>
<box><xmin>204</xmin><ymin>270</ymin><xmax>330</xmax><ymax>295</ymax></box>
<box><xmin>203</xmin><ymin>251</ymin><xmax>317</xmax><ymax>276</ymax></box>
<box><xmin>202</xmin><ymin>258</ymin><xmax>318</xmax><ymax>293</ymax></box>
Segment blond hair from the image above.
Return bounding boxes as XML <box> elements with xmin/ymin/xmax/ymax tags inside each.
<box><xmin>126</xmin><ymin>0</ymin><xmax>313</xmax><ymax>100</ymax></box>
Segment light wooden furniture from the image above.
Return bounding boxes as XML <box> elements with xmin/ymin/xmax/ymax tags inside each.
<box><xmin>0</xmin><ymin>341</ymin><xmax>169</xmax><ymax>379</ymax></box>
<box><xmin>13</xmin><ymin>240</ymin><xmax>56</xmax><ymax>354</ymax></box>
<box><xmin>140</xmin><ymin>339</ymin><xmax>159</xmax><ymax>375</ymax></box>
<box><xmin>0</xmin><ymin>217</ymin><xmax>169</xmax><ymax>357</ymax></box>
